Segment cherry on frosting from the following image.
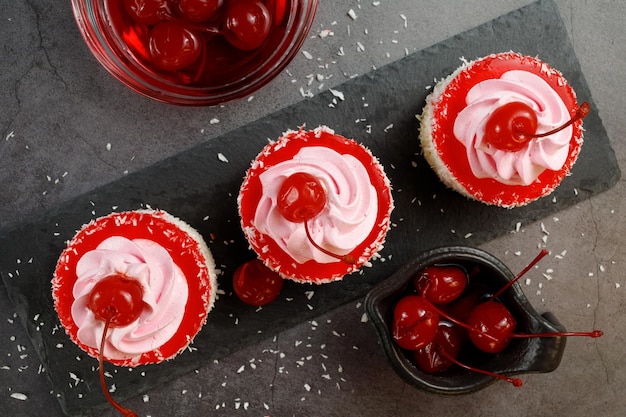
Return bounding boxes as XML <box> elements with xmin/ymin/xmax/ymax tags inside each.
<box><xmin>88</xmin><ymin>274</ymin><xmax>144</xmax><ymax>416</ymax></box>
<box><xmin>277</xmin><ymin>172</ymin><xmax>356</xmax><ymax>264</ymax></box>
<box><xmin>277</xmin><ymin>172</ymin><xmax>327</xmax><ymax>223</ymax></box>
<box><xmin>233</xmin><ymin>259</ymin><xmax>283</xmax><ymax>306</ymax></box>
<box><xmin>484</xmin><ymin>101</ymin><xmax>590</xmax><ymax>151</ymax></box>
<box><xmin>88</xmin><ymin>274</ymin><xmax>144</xmax><ymax>327</ymax></box>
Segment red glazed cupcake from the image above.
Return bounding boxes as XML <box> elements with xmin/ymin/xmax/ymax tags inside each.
<box><xmin>52</xmin><ymin>209</ymin><xmax>217</xmax><ymax>367</ymax></box>
<box><xmin>419</xmin><ymin>52</ymin><xmax>587</xmax><ymax>208</ymax></box>
<box><xmin>238</xmin><ymin>126</ymin><xmax>394</xmax><ymax>284</ymax></box>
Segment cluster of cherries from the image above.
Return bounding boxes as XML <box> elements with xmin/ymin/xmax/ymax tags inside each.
<box><xmin>118</xmin><ymin>0</ymin><xmax>286</xmax><ymax>79</ymax></box>
<box><xmin>392</xmin><ymin>249</ymin><xmax>602</xmax><ymax>386</ymax></box>
<box><xmin>233</xmin><ymin>172</ymin><xmax>356</xmax><ymax>306</ymax></box>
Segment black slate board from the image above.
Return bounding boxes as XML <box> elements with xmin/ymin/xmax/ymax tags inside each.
<box><xmin>0</xmin><ymin>1</ymin><xmax>620</xmax><ymax>415</ymax></box>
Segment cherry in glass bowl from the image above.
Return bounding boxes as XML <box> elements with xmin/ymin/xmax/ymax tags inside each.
<box><xmin>364</xmin><ymin>246</ymin><xmax>568</xmax><ymax>395</ymax></box>
<box><xmin>71</xmin><ymin>0</ymin><xmax>318</xmax><ymax>105</ymax></box>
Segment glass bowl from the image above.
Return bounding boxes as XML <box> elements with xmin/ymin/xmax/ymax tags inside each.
<box><xmin>364</xmin><ymin>246</ymin><xmax>567</xmax><ymax>395</ymax></box>
<box><xmin>71</xmin><ymin>0</ymin><xmax>318</xmax><ymax>106</ymax></box>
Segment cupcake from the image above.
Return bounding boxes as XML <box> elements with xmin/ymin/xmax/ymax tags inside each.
<box><xmin>419</xmin><ymin>52</ymin><xmax>588</xmax><ymax>208</ymax></box>
<box><xmin>238</xmin><ymin>126</ymin><xmax>394</xmax><ymax>284</ymax></box>
<box><xmin>52</xmin><ymin>209</ymin><xmax>217</xmax><ymax>367</ymax></box>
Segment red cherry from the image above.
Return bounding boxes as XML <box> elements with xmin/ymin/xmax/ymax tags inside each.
<box><xmin>148</xmin><ymin>21</ymin><xmax>202</xmax><ymax>70</ymax></box>
<box><xmin>414</xmin><ymin>265</ymin><xmax>468</xmax><ymax>304</ymax></box>
<box><xmin>176</xmin><ymin>0</ymin><xmax>222</xmax><ymax>23</ymax></box>
<box><xmin>483</xmin><ymin>102</ymin><xmax>538</xmax><ymax>151</ymax></box>
<box><xmin>277</xmin><ymin>172</ymin><xmax>327</xmax><ymax>223</ymax></box>
<box><xmin>467</xmin><ymin>300</ymin><xmax>603</xmax><ymax>354</ymax></box>
<box><xmin>392</xmin><ymin>295</ymin><xmax>440</xmax><ymax>351</ymax></box>
<box><xmin>484</xmin><ymin>101</ymin><xmax>590</xmax><ymax>151</ymax></box>
<box><xmin>413</xmin><ymin>321</ymin><xmax>465</xmax><ymax>373</ymax></box>
<box><xmin>467</xmin><ymin>301</ymin><xmax>516</xmax><ymax>353</ymax></box>
<box><xmin>277</xmin><ymin>173</ymin><xmax>356</xmax><ymax>264</ymax></box>
<box><xmin>233</xmin><ymin>259</ymin><xmax>283</xmax><ymax>306</ymax></box>
<box><xmin>223</xmin><ymin>0</ymin><xmax>272</xmax><ymax>51</ymax></box>
<box><xmin>88</xmin><ymin>274</ymin><xmax>144</xmax><ymax>327</ymax></box>
<box><xmin>124</xmin><ymin>0</ymin><xmax>172</xmax><ymax>25</ymax></box>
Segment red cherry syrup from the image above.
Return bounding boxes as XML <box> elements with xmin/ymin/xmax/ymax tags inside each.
<box><xmin>107</xmin><ymin>0</ymin><xmax>290</xmax><ymax>86</ymax></box>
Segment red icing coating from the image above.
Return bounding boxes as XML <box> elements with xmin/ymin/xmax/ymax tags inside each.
<box><xmin>52</xmin><ymin>210</ymin><xmax>214</xmax><ymax>367</ymax></box>
<box><xmin>428</xmin><ymin>52</ymin><xmax>584</xmax><ymax>207</ymax></box>
<box><xmin>238</xmin><ymin>127</ymin><xmax>394</xmax><ymax>284</ymax></box>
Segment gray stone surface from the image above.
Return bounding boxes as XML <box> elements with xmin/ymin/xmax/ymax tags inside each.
<box><xmin>1</xmin><ymin>0</ymin><xmax>625</xmax><ymax>416</ymax></box>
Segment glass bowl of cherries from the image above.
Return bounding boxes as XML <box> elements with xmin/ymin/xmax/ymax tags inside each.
<box><xmin>71</xmin><ymin>0</ymin><xmax>318</xmax><ymax>105</ymax></box>
<box><xmin>364</xmin><ymin>246</ymin><xmax>602</xmax><ymax>395</ymax></box>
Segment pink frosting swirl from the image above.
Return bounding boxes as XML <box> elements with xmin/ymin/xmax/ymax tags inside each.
<box><xmin>453</xmin><ymin>70</ymin><xmax>572</xmax><ymax>185</ymax></box>
<box><xmin>71</xmin><ymin>236</ymin><xmax>188</xmax><ymax>360</ymax></box>
<box><xmin>253</xmin><ymin>146</ymin><xmax>378</xmax><ymax>264</ymax></box>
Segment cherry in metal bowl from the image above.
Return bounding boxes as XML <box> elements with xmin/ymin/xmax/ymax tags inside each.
<box><xmin>71</xmin><ymin>0</ymin><xmax>318</xmax><ymax>105</ymax></box>
<box><xmin>364</xmin><ymin>246</ymin><xmax>569</xmax><ymax>395</ymax></box>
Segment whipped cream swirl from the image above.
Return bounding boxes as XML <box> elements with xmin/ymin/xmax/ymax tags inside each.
<box><xmin>453</xmin><ymin>70</ymin><xmax>572</xmax><ymax>185</ymax></box>
<box><xmin>254</xmin><ymin>146</ymin><xmax>378</xmax><ymax>264</ymax></box>
<box><xmin>71</xmin><ymin>236</ymin><xmax>188</xmax><ymax>360</ymax></box>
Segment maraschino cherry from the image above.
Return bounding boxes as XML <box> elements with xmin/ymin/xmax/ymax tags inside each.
<box><xmin>467</xmin><ymin>299</ymin><xmax>602</xmax><ymax>354</ymax></box>
<box><xmin>413</xmin><ymin>321</ymin><xmax>464</xmax><ymax>373</ymax></box>
<box><xmin>223</xmin><ymin>0</ymin><xmax>272</xmax><ymax>51</ymax></box>
<box><xmin>176</xmin><ymin>0</ymin><xmax>223</xmax><ymax>23</ymax></box>
<box><xmin>277</xmin><ymin>172</ymin><xmax>356</xmax><ymax>264</ymax></box>
<box><xmin>124</xmin><ymin>0</ymin><xmax>172</xmax><ymax>25</ymax></box>
<box><xmin>88</xmin><ymin>274</ymin><xmax>145</xmax><ymax>417</ymax></box>
<box><xmin>392</xmin><ymin>295</ymin><xmax>440</xmax><ymax>351</ymax></box>
<box><xmin>484</xmin><ymin>101</ymin><xmax>590</xmax><ymax>151</ymax></box>
<box><xmin>233</xmin><ymin>259</ymin><xmax>283</xmax><ymax>306</ymax></box>
<box><xmin>148</xmin><ymin>21</ymin><xmax>203</xmax><ymax>70</ymax></box>
<box><xmin>414</xmin><ymin>265</ymin><xmax>468</xmax><ymax>304</ymax></box>
<box><xmin>465</xmin><ymin>249</ymin><xmax>603</xmax><ymax>353</ymax></box>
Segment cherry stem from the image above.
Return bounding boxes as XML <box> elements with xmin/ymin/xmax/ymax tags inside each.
<box><xmin>396</xmin><ymin>312</ymin><xmax>433</xmax><ymax>340</ymax></box>
<box><xmin>513</xmin><ymin>330</ymin><xmax>603</xmax><ymax>339</ymax></box>
<box><xmin>517</xmin><ymin>102</ymin><xmax>590</xmax><ymax>139</ymax></box>
<box><xmin>98</xmin><ymin>315</ymin><xmax>139</xmax><ymax>417</ymax></box>
<box><xmin>428</xmin><ymin>303</ymin><xmax>500</xmax><ymax>343</ymax></box>
<box><xmin>304</xmin><ymin>221</ymin><xmax>356</xmax><ymax>264</ymax></box>
<box><xmin>436</xmin><ymin>347</ymin><xmax>523</xmax><ymax>387</ymax></box>
<box><xmin>491</xmin><ymin>249</ymin><xmax>549</xmax><ymax>300</ymax></box>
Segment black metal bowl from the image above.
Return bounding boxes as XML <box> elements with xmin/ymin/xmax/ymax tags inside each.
<box><xmin>364</xmin><ymin>246</ymin><xmax>566</xmax><ymax>395</ymax></box>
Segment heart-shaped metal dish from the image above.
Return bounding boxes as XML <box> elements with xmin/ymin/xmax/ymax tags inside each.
<box><xmin>365</xmin><ymin>246</ymin><xmax>567</xmax><ymax>395</ymax></box>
